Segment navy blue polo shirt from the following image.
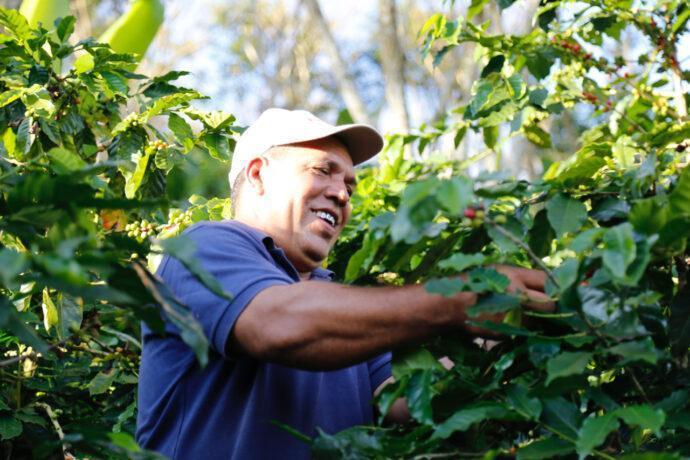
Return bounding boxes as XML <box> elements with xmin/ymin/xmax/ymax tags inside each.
<box><xmin>136</xmin><ymin>220</ymin><xmax>391</xmax><ymax>459</ymax></box>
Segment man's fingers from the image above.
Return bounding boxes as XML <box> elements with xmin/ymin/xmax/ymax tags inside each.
<box><xmin>516</xmin><ymin>268</ymin><xmax>549</xmax><ymax>291</ymax></box>
<box><xmin>520</xmin><ymin>288</ymin><xmax>556</xmax><ymax>312</ymax></box>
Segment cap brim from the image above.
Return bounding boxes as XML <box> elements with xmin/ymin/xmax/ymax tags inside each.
<box><xmin>284</xmin><ymin>124</ymin><xmax>383</xmax><ymax>166</ymax></box>
<box><xmin>329</xmin><ymin>124</ymin><xmax>384</xmax><ymax>166</ymax></box>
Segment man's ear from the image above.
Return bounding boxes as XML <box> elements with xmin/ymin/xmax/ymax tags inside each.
<box><xmin>245</xmin><ymin>157</ymin><xmax>267</xmax><ymax>195</ymax></box>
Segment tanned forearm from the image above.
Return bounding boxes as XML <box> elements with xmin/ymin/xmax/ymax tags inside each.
<box><xmin>232</xmin><ymin>281</ymin><xmax>477</xmax><ymax>370</ymax></box>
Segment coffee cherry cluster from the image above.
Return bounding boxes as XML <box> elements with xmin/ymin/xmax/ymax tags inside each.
<box><xmin>125</xmin><ymin>219</ymin><xmax>157</xmax><ymax>242</ymax></box>
<box><xmin>149</xmin><ymin>139</ymin><xmax>171</xmax><ymax>151</ymax></box>
<box><xmin>168</xmin><ymin>209</ymin><xmax>192</xmax><ymax>226</ymax></box>
<box><xmin>462</xmin><ymin>207</ymin><xmax>485</xmax><ymax>228</ymax></box>
<box><xmin>122</xmin><ymin>113</ymin><xmax>141</xmax><ymax>127</ymax></box>
<box><xmin>551</xmin><ymin>36</ymin><xmax>592</xmax><ymax>61</ymax></box>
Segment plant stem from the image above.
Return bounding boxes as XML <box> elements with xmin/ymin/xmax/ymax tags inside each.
<box><xmin>35</xmin><ymin>402</ymin><xmax>68</xmax><ymax>455</ymax></box>
<box><xmin>484</xmin><ymin>218</ymin><xmax>559</xmax><ymax>288</ymax></box>
<box><xmin>628</xmin><ymin>367</ymin><xmax>652</xmax><ymax>405</ymax></box>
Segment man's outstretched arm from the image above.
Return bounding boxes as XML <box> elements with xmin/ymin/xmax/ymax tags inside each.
<box><xmin>231</xmin><ymin>266</ymin><xmax>553</xmax><ymax>370</ymax></box>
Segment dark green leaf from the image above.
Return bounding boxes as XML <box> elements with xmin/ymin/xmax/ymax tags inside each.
<box><xmin>516</xmin><ymin>437</ymin><xmax>574</xmax><ymax>460</ymax></box>
<box><xmin>0</xmin><ymin>298</ymin><xmax>48</xmax><ymax>353</ymax></box>
<box><xmin>545</xmin><ymin>351</ymin><xmax>592</xmax><ymax>385</ymax></box>
<box><xmin>630</xmin><ymin>196</ymin><xmax>669</xmax><ymax>235</ymax></box>
<box><xmin>602</xmin><ymin>223</ymin><xmax>636</xmax><ymax>280</ymax></box>
<box><xmin>88</xmin><ymin>369</ymin><xmax>117</xmax><ymax>396</ymax></box>
<box><xmin>124</xmin><ymin>150</ymin><xmax>152</xmax><ymax>198</ymax></box>
<box><xmin>542</xmin><ymin>397</ymin><xmax>581</xmax><ymax>438</ymax></box>
<box><xmin>168</xmin><ymin>113</ymin><xmax>195</xmax><ymax>152</ymax></box>
<box><xmin>545</xmin><ymin>193</ymin><xmax>587</xmax><ymax>237</ymax></box>
<box><xmin>528</xmin><ymin>209</ymin><xmax>555</xmax><ymax>258</ymax></box>
<box><xmin>615</xmin><ymin>405</ymin><xmax>665</xmax><ymax>435</ymax></box>
<box><xmin>0</xmin><ymin>415</ymin><xmax>22</xmax><ymax>440</ymax></box>
<box><xmin>467</xmin><ymin>293</ymin><xmax>520</xmax><ymax>317</ymax></box>
<box><xmin>481</xmin><ymin>55</ymin><xmax>505</xmax><ymax>77</ymax></box>
<box><xmin>528</xmin><ymin>88</ymin><xmax>548</xmax><ymax>107</ymax></box>
<box><xmin>496</xmin><ymin>0</ymin><xmax>517</xmax><ymax>8</ymax></box>
<box><xmin>523</xmin><ymin>125</ymin><xmax>552</xmax><ymax>148</ymax></box>
<box><xmin>47</xmin><ymin>147</ymin><xmax>86</xmax><ymax>174</ymax></box>
<box><xmin>405</xmin><ymin>370</ymin><xmax>434</xmax><ymax>425</ymax></box>
<box><xmin>669</xmin><ymin>166</ymin><xmax>690</xmax><ymax>217</ymax></box>
<box><xmin>576</xmin><ymin>413</ymin><xmax>619</xmax><ymax>457</ymax></box>
<box><xmin>56</xmin><ymin>16</ymin><xmax>76</xmax><ymax>42</ymax></box>
<box><xmin>482</xmin><ymin>125</ymin><xmax>499</xmax><ymax>149</ymax></box>
<box><xmin>438</xmin><ymin>253</ymin><xmax>485</xmax><ymax>272</ymax></box>
<box><xmin>506</xmin><ymin>384</ymin><xmax>542</xmax><ymax>420</ymax></box>
<box><xmin>432</xmin><ymin>402</ymin><xmax>510</xmax><ymax>440</ymax></box>
<box><xmin>436</xmin><ymin>177</ymin><xmax>474</xmax><ymax>215</ymax></box>
<box><xmin>425</xmin><ymin>277</ymin><xmax>465</xmax><ymax>297</ymax></box>
<box><xmin>392</xmin><ymin>347</ymin><xmax>442</xmax><ymax>380</ymax></box>
<box><xmin>607</xmin><ymin>338</ymin><xmax>659</xmax><ymax>365</ymax></box>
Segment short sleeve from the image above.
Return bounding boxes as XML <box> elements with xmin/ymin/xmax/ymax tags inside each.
<box><xmin>156</xmin><ymin>222</ymin><xmax>293</xmax><ymax>357</ymax></box>
<box><xmin>367</xmin><ymin>352</ymin><xmax>392</xmax><ymax>392</ymax></box>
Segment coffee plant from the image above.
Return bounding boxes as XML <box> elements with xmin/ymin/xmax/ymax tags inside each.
<box><xmin>317</xmin><ymin>0</ymin><xmax>690</xmax><ymax>458</ymax></box>
<box><xmin>0</xmin><ymin>9</ymin><xmax>234</xmax><ymax>458</ymax></box>
<box><xmin>0</xmin><ymin>0</ymin><xmax>688</xmax><ymax>458</ymax></box>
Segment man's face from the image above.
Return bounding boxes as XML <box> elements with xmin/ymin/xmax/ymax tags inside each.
<box><xmin>256</xmin><ymin>137</ymin><xmax>355</xmax><ymax>274</ymax></box>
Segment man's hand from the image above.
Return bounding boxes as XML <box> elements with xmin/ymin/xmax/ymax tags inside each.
<box><xmin>462</xmin><ymin>265</ymin><xmax>556</xmax><ymax>336</ymax></box>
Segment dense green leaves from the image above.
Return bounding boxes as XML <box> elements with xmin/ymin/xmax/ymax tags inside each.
<box><xmin>545</xmin><ymin>193</ymin><xmax>587</xmax><ymax>237</ymax></box>
<box><xmin>545</xmin><ymin>351</ymin><xmax>591</xmax><ymax>385</ymax></box>
<box><xmin>0</xmin><ymin>10</ymin><xmax>235</xmax><ymax>457</ymax></box>
<box><xmin>576</xmin><ymin>413</ymin><xmax>619</xmax><ymax>456</ymax></box>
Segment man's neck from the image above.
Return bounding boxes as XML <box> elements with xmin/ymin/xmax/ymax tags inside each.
<box><xmin>234</xmin><ymin>216</ymin><xmax>316</xmax><ymax>281</ymax></box>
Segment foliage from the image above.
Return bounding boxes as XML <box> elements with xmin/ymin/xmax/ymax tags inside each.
<box><xmin>320</xmin><ymin>0</ymin><xmax>690</xmax><ymax>458</ymax></box>
<box><xmin>0</xmin><ymin>10</ymin><xmax>235</xmax><ymax>458</ymax></box>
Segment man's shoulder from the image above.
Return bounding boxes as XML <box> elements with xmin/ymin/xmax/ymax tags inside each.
<box><xmin>183</xmin><ymin>220</ymin><xmax>267</xmax><ymax>246</ymax></box>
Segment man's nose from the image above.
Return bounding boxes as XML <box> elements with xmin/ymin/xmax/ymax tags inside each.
<box><xmin>327</xmin><ymin>183</ymin><xmax>350</xmax><ymax>207</ymax></box>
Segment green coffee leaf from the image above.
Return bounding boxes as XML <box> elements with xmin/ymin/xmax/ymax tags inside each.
<box><xmin>607</xmin><ymin>337</ymin><xmax>659</xmax><ymax>365</ymax></box>
<box><xmin>124</xmin><ymin>149</ymin><xmax>152</xmax><ymax>198</ymax></box>
<box><xmin>47</xmin><ymin>147</ymin><xmax>87</xmax><ymax>174</ymax></box>
<box><xmin>576</xmin><ymin>413</ymin><xmax>619</xmax><ymax>457</ymax></box>
<box><xmin>88</xmin><ymin>369</ymin><xmax>117</xmax><ymax>396</ymax></box>
<box><xmin>506</xmin><ymin>384</ymin><xmax>542</xmax><ymax>420</ymax></box>
<box><xmin>73</xmin><ymin>52</ymin><xmax>94</xmax><ymax>74</ymax></box>
<box><xmin>517</xmin><ymin>437</ymin><xmax>574</xmax><ymax>460</ymax></box>
<box><xmin>0</xmin><ymin>415</ymin><xmax>22</xmax><ymax>440</ymax></box>
<box><xmin>542</xmin><ymin>397</ymin><xmax>581</xmax><ymax>438</ymax></box>
<box><xmin>432</xmin><ymin>402</ymin><xmax>510</xmax><ymax>440</ymax></box>
<box><xmin>545</xmin><ymin>193</ymin><xmax>587</xmax><ymax>237</ymax></box>
<box><xmin>392</xmin><ymin>347</ymin><xmax>442</xmax><ymax>380</ymax></box>
<box><xmin>405</xmin><ymin>370</ymin><xmax>434</xmax><ymax>426</ymax></box>
<box><xmin>436</xmin><ymin>177</ymin><xmax>474</xmax><ymax>215</ymax></box>
<box><xmin>602</xmin><ymin>223</ymin><xmax>636</xmax><ymax>280</ymax></box>
<box><xmin>437</xmin><ymin>253</ymin><xmax>486</xmax><ymax>272</ymax></box>
<box><xmin>615</xmin><ymin>405</ymin><xmax>665</xmax><ymax>435</ymax></box>
<box><xmin>466</xmin><ymin>293</ymin><xmax>520</xmax><ymax>317</ymax></box>
<box><xmin>545</xmin><ymin>351</ymin><xmax>592</xmax><ymax>385</ymax></box>
<box><xmin>425</xmin><ymin>277</ymin><xmax>465</xmax><ymax>297</ymax></box>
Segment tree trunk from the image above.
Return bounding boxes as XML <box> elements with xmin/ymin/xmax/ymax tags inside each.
<box><xmin>303</xmin><ymin>0</ymin><xmax>372</xmax><ymax>125</ymax></box>
<box><xmin>378</xmin><ymin>0</ymin><xmax>409</xmax><ymax>133</ymax></box>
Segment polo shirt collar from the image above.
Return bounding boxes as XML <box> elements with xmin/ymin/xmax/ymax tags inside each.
<box><xmin>230</xmin><ymin>220</ymin><xmax>335</xmax><ymax>281</ymax></box>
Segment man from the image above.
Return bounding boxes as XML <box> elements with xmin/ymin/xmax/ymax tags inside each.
<box><xmin>136</xmin><ymin>108</ymin><xmax>553</xmax><ymax>459</ymax></box>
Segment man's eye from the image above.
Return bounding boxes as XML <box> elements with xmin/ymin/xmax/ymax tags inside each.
<box><xmin>315</xmin><ymin>167</ymin><xmax>329</xmax><ymax>175</ymax></box>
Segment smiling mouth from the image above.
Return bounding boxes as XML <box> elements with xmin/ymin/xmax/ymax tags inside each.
<box><xmin>313</xmin><ymin>210</ymin><xmax>337</xmax><ymax>228</ymax></box>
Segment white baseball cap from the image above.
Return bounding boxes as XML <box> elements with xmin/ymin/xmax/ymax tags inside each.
<box><xmin>228</xmin><ymin>108</ymin><xmax>384</xmax><ymax>187</ymax></box>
